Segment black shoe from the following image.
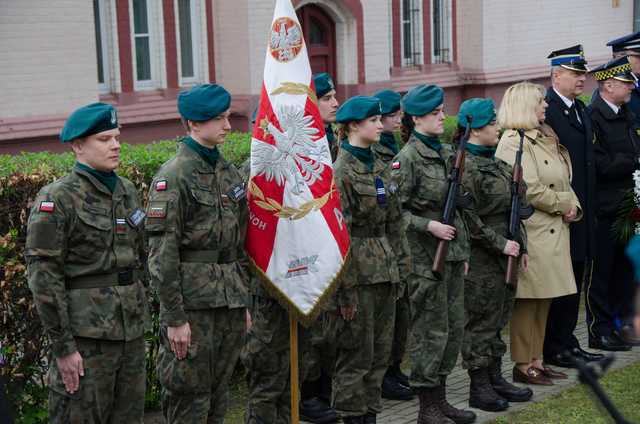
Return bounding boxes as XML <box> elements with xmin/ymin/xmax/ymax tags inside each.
<box><xmin>299</xmin><ymin>397</ymin><xmax>338</xmax><ymax>424</ymax></box>
<box><xmin>435</xmin><ymin>383</ymin><xmax>477</xmax><ymax>424</ymax></box>
<box><xmin>382</xmin><ymin>370</ymin><xmax>414</xmax><ymax>401</ymax></box>
<box><xmin>468</xmin><ymin>368</ymin><xmax>509</xmax><ymax>412</ymax></box>
<box><xmin>589</xmin><ymin>335</ymin><xmax>632</xmax><ymax>352</ymax></box>
<box><xmin>363</xmin><ymin>412</ymin><xmax>376</xmax><ymax>424</ymax></box>
<box><xmin>488</xmin><ymin>358</ymin><xmax>533</xmax><ymax>402</ymax></box>
<box><xmin>570</xmin><ymin>347</ymin><xmax>605</xmax><ymax>362</ymax></box>
<box><xmin>389</xmin><ymin>363</ymin><xmax>410</xmax><ymax>387</ymax></box>
<box><xmin>544</xmin><ymin>352</ymin><xmax>575</xmax><ymax>369</ymax></box>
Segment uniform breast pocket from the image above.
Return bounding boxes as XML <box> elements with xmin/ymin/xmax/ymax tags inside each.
<box><xmin>73</xmin><ymin>210</ymin><xmax>112</xmax><ymax>250</ymax></box>
<box><xmin>415</xmin><ymin>167</ymin><xmax>446</xmax><ymax>206</ymax></box>
<box><xmin>190</xmin><ymin>187</ymin><xmax>218</xmax><ymax>229</ymax></box>
<box><xmin>478</xmin><ymin>168</ymin><xmax>509</xmax><ymax>197</ymax></box>
<box><xmin>352</xmin><ymin>181</ymin><xmax>380</xmax><ymax>214</ymax></box>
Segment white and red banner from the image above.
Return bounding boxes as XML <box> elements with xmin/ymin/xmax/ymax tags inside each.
<box><xmin>246</xmin><ymin>0</ymin><xmax>350</xmax><ymax>321</ymax></box>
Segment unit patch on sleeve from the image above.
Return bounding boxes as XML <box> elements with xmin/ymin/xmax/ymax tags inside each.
<box><xmin>155</xmin><ymin>180</ymin><xmax>167</xmax><ymax>191</ymax></box>
<box><xmin>226</xmin><ymin>183</ymin><xmax>247</xmax><ymax>203</ymax></box>
<box><xmin>147</xmin><ymin>202</ymin><xmax>167</xmax><ymax>219</ymax></box>
<box><xmin>126</xmin><ymin>208</ymin><xmax>147</xmax><ymax>228</ymax></box>
<box><xmin>392</xmin><ymin>161</ymin><xmax>401</xmax><ymax>170</ymax></box>
<box><xmin>39</xmin><ymin>201</ymin><xmax>55</xmax><ymax>213</ymax></box>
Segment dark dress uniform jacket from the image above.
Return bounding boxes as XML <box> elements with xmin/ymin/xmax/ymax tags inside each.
<box><xmin>588</xmin><ymin>95</ymin><xmax>640</xmax><ymax>218</ymax></box>
<box><xmin>545</xmin><ymin>88</ymin><xmax>596</xmax><ymax>260</ymax></box>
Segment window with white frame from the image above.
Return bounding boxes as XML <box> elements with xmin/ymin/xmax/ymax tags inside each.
<box><xmin>131</xmin><ymin>0</ymin><xmax>162</xmax><ymax>89</ymax></box>
<box><xmin>176</xmin><ymin>0</ymin><xmax>204</xmax><ymax>85</ymax></box>
<box><xmin>93</xmin><ymin>0</ymin><xmax>113</xmax><ymax>92</ymax></box>
<box><xmin>401</xmin><ymin>0</ymin><xmax>422</xmax><ymax>66</ymax></box>
<box><xmin>431</xmin><ymin>0</ymin><xmax>452</xmax><ymax>64</ymax></box>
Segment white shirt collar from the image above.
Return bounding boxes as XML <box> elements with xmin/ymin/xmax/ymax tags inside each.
<box><xmin>603</xmin><ymin>97</ymin><xmax>620</xmax><ymax>114</ymax></box>
<box><xmin>553</xmin><ymin>87</ymin><xmax>574</xmax><ymax>109</ymax></box>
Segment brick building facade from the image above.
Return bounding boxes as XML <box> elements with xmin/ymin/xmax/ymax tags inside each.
<box><xmin>0</xmin><ymin>0</ymin><xmax>635</xmax><ymax>153</ymax></box>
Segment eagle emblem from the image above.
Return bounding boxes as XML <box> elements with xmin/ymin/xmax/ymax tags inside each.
<box><xmin>252</xmin><ymin>104</ymin><xmax>330</xmax><ymax>195</ymax></box>
<box><xmin>269</xmin><ymin>17</ymin><xmax>303</xmax><ymax>62</ymax></box>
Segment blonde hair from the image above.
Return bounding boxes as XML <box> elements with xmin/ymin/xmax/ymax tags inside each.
<box><xmin>497</xmin><ymin>81</ymin><xmax>546</xmax><ymax>130</ymax></box>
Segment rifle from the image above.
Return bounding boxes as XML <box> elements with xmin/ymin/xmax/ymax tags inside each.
<box><xmin>432</xmin><ymin>116</ymin><xmax>472</xmax><ymax>280</ymax></box>
<box><xmin>505</xmin><ymin>129</ymin><xmax>533</xmax><ymax>287</ymax></box>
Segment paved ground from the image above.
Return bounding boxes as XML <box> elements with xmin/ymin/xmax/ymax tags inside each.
<box><xmin>375</xmin><ymin>310</ymin><xmax>639</xmax><ymax>424</ymax></box>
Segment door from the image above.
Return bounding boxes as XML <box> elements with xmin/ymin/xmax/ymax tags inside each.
<box><xmin>297</xmin><ymin>5</ymin><xmax>337</xmax><ymax>83</ymax></box>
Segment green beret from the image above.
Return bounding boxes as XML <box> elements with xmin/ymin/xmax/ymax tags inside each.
<box><xmin>457</xmin><ymin>98</ymin><xmax>496</xmax><ymax>129</ymax></box>
<box><xmin>178</xmin><ymin>84</ymin><xmax>231</xmax><ymax>121</ymax></box>
<box><xmin>313</xmin><ymin>73</ymin><xmax>335</xmax><ymax>98</ymax></box>
<box><xmin>373</xmin><ymin>89</ymin><xmax>401</xmax><ymax>115</ymax></box>
<box><xmin>335</xmin><ymin>96</ymin><xmax>382</xmax><ymax>124</ymax></box>
<box><xmin>60</xmin><ymin>102</ymin><xmax>118</xmax><ymax>143</ymax></box>
<box><xmin>401</xmin><ymin>84</ymin><xmax>444</xmax><ymax>116</ymax></box>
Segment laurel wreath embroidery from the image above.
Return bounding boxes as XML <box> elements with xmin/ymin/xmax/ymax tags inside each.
<box><xmin>249</xmin><ymin>179</ymin><xmax>334</xmax><ymax>220</ymax></box>
<box><xmin>271</xmin><ymin>82</ymin><xmax>318</xmax><ymax>104</ymax></box>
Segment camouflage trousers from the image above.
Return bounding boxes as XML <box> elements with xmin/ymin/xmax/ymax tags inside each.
<box><xmin>48</xmin><ymin>336</ymin><xmax>145</xmax><ymax>424</ymax></box>
<box><xmin>329</xmin><ymin>283</ymin><xmax>396</xmax><ymax>418</ymax></box>
<box><xmin>461</xmin><ymin>273</ymin><xmax>515</xmax><ymax>370</ymax></box>
<box><xmin>242</xmin><ymin>296</ymin><xmax>291</xmax><ymax>424</ymax></box>
<box><xmin>158</xmin><ymin>307</ymin><xmax>245</xmax><ymax>424</ymax></box>
<box><xmin>390</xmin><ymin>283</ymin><xmax>409</xmax><ymax>365</ymax></box>
<box><xmin>408</xmin><ymin>261</ymin><xmax>465</xmax><ymax>389</ymax></box>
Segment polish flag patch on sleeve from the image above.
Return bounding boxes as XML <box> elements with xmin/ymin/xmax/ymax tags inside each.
<box><xmin>392</xmin><ymin>161</ymin><xmax>401</xmax><ymax>170</ymax></box>
<box><xmin>155</xmin><ymin>180</ymin><xmax>167</xmax><ymax>191</ymax></box>
<box><xmin>39</xmin><ymin>201</ymin><xmax>55</xmax><ymax>213</ymax></box>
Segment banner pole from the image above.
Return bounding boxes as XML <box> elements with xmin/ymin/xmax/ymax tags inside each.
<box><xmin>290</xmin><ymin>314</ymin><xmax>300</xmax><ymax>424</ymax></box>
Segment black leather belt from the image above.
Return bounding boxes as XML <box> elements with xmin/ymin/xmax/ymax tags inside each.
<box><xmin>66</xmin><ymin>269</ymin><xmax>140</xmax><ymax>290</ymax></box>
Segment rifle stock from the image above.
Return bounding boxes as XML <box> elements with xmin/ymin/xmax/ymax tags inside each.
<box><xmin>431</xmin><ymin>116</ymin><xmax>472</xmax><ymax>279</ymax></box>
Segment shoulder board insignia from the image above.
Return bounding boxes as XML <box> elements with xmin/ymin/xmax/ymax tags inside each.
<box><xmin>392</xmin><ymin>161</ymin><xmax>401</xmax><ymax>170</ymax></box>
<box><xmin>39</xmin><ymin>201</ymin><xmax>55</xmax><ymax>213</ymax></box>
<box><xmin>155</xmin><ymin>180</ymin><xmax>167</xmax><ymax>191</ymax></box>
<box><xmin>227</xmin><ymin>183</ymin><xmax>246</xmax><ymax>202</ymax></box>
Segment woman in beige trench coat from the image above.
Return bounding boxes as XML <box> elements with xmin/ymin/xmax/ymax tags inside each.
<box><xmin>496</xmin><ymin>82</ymin><xmax>582</xmax><ymax>386</ymax></box>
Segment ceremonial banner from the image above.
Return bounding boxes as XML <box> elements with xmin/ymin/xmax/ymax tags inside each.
<box><xmin>246</xmin><ymin>0</ymin><xmax>350</xmax><ymax>323</ymax></box>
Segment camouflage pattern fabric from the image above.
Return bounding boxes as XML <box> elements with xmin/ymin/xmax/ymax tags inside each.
<box><xmin>391</xmin><ymin>135</ymin><xmax>470</xmax><ymax>389</ymax></box>
<box><xmin>460</xmin><ymin>153</ymin><xmax>526</xmax><ymax>370</ymax></box>
<box><xmin>159</xmin><ymin>308</ymin><xmax>245</xmax><ymax>424</ymax></box>
<box><xmin>25</xmin><ymin>168</ymin><xmax>149</xmax><ymax>422</ymax></box>
<box><xmin>147</xmin><ymin>142</ymin><xmax>249</xmax><ymax>422</ymax></box>
<box><xmin>48</xmin><ymin>337</ymin><xmax>145</xmax><ymax>424</ymax></box>
<box><xmin>330</xmin><ymin>148</ymin><xmax>411</xmax><ymax>417</ymax></box>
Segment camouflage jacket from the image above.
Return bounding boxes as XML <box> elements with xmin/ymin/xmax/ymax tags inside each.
<box><xmin>391</xmin><ymin>135</ymin><xmax>470</xmax><ymax>273</ymax></box>
<box><xmin>461</xmin><ymin>152</ymin><xmax>528</xmax><ymax>279</ymax></box>
<box><xmin>372</xmin><ymin>133</ymin><xmax>398</xmax><ymax>165</ymax></box>
<box><xmin>25</xmin><ymin>168</ymin><xmax>148</xmax><ymax>358</ymax></box>
<box><xmin>334</xmin><ymin>149</ymin><xmax>412</xmax><ymax>306</ymax></box>
<box><xmin>146</xmin><ymin>142</ymin><xmax>249</xmax><ymax>327</ymax></box>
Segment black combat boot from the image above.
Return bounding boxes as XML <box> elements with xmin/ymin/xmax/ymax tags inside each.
<box><xmin>488</xmin><ymin>358</ymin><xmax>533</xmax><ymax>402</ymax></box>
<box><xmin>435</xmin><ymin>380</ymin><xmax>476</xmax><ymax>424</ymax></box>
<box><xmin>417</xmin><ymin>388</ymin><xmax>455</xmax><ymax>424</ymax></box>
<box><xmin>342</xmin><ymin>416</ymin><xmax>364</xmax><ymax>424</ymax></box>
<box><xmin>390</xmin><ymin>362</ymin><xmax>410</xmax><ymax>387</ymax></box>
<box><xmin>299</xmin><ymin>397</ymin><xmax>338</xmax><ymax>424</ymax></box>
<box><xmin>363</xmin><ymin>411</ymin><xmax>376</xmax><ymax>424</ymax></box>
<box><xmin>468</xmin><ymin>368</ymin><xmax>509</xmax><ymax>412</ymax></box>
<box><xmin>382</xmin><ymin>367</ymin><xmax>414</xmax><ymax>400</ymax></box>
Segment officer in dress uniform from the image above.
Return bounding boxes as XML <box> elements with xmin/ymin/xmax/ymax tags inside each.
<box><xmin>146</xmin><ymin>84</ymin><xmax>250</xmax><ymax>423</ymax></box>
<box><xmin>607</xmin><ymin>32</ymin><xmax>640</xmax><ymax>125</ymax></box>
<box><xmin>26</xmin><ymin>103</ymin><xmax>149</xmax><ymax>423</ymax></box>
<box><xmin>587</xmin><ymin>57</ymin><xmax>640</xmax><ymax>350</ymax></box>
<box><xmin>542</xmin><ymin>45</ymin><xmax>605</xmax><ymax>367</ymax></box>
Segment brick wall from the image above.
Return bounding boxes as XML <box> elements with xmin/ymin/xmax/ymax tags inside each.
<box><xmin>0</xmin><ymin>0</ymin><xmax>100</xmax><ymax>118</ymax></box>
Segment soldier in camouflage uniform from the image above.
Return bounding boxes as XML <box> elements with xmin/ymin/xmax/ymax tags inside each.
<box><xmin>456</xmin><ymin>99</ymin><xmax>533</xmax><ymax>412</ymax></box>
<box><xmin>314</xmin><ymin>72</ymin><xmax>340</xmax><ymax>162</ymax></box>
<box><xmin>330</xmin><ymin>96</ymin><xmax>411</xmax><ymax>424</ymax></box>
<box><xmin>391</xmin><ymin>85</ymin><xmax>475</xmax><ymax>424</ymax></box>
<box><xmin>25</xmin><ymin>103</ymin><xmax>148</xmax><ymax>424</ymax></box>
<box><xmin>371</xmin><ymin>89</ymin><xmax>413</xmax><ymax>402</ymax></box>
<box><xmin>146</xmin><ymin>84</ymin><xmax>249</xmax><ymax>423</ymax></box>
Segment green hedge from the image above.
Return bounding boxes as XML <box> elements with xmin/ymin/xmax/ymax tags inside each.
<box><xmin>0</xmin><ymin>121</ymin><xmax>458</xmax><ymax>423</ymax></box>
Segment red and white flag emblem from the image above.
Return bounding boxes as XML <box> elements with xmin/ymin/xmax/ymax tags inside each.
<box><xmin>246</xmin><ymin>0</ymin><xmax>349</xmax><ymax>322</ymax></box>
